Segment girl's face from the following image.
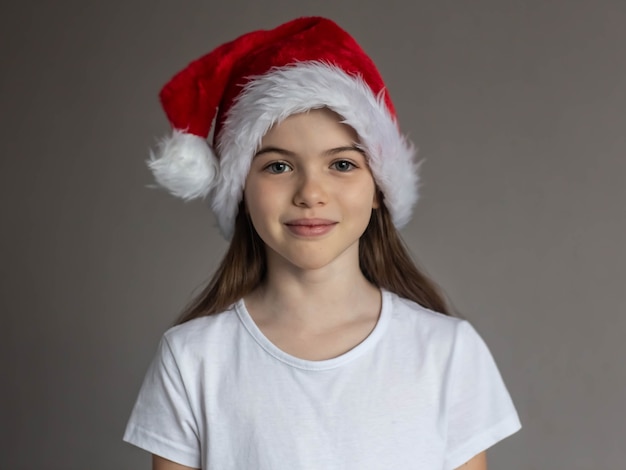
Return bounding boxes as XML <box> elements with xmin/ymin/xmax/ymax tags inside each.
<box><xmin>244</xmin><ymin>108</ymin><xmax>378</xmax><ymax>273</ymax></box>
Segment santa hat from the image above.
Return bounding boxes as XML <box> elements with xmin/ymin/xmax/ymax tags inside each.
<box><xmin>149</xmin><ymin>16</ymin><xmax>418</xmax><ymax>238</ymax></box>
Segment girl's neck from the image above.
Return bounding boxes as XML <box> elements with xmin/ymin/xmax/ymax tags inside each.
<box><xmin>245</xmin><ymin>256</ymin><xmax>381</xmax><ymax>332</ymax></box>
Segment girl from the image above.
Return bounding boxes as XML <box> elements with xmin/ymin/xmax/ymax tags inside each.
<box><xmin>124</xmin><ymin>17</ymin><xmax>521</xmax><ymax>470</ymax></box>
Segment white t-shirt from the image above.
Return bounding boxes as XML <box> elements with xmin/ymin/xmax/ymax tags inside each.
<box><xmin>124</xmin><ymin>290</ymin><xmax>521</xmax><ymax>469</ymax></box>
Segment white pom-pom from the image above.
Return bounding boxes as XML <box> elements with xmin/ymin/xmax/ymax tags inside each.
<box><xmin>147</xmin><ymin>130</ymin><xmax>218</xmax><ymax>200</ymax></box>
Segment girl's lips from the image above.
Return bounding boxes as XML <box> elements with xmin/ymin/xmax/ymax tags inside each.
<box><xmin>285</xmin><ymin>219</ymin><xmax>337</xmax><ymax>237</ymax></box>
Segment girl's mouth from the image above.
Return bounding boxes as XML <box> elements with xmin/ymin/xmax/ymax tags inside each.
<box><xmin>285</xmin><ymin>219</ymin><xmax>337</xmax><ymax>236</ymax></box>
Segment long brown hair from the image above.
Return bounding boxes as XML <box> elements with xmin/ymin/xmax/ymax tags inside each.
<box><xmin>176</xmin><ymin>200</ymin><xmax>451</xmax><ymax>324</ymax></box>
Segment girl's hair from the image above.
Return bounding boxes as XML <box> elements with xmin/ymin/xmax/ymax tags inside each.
<box><xmin>176</xmin><ymin>199</ymin><xmax>451</xmax><ymax>325</ymax></box>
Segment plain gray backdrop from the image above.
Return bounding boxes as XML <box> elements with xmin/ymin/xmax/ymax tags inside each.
<box><xmin>2</xmin><ymin>1</ymin><xmax>625</xmax><ymax>469</ymax></box>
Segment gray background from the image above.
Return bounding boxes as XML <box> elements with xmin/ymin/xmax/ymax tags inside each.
<box><xmin>2</xmin><ymin>1</ymin><xmax>624</xmax><ymax>469</ymax></box>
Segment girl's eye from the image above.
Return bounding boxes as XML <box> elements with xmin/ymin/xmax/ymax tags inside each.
<box><xmin>265</xmin><ymin>162</ymin><xmax>292</xmax><ymax>174</ymax></box>
<box><xmin>332</xmin><ymin>160</ymin><xmax>356</xmax><ymax>172</ymax></box>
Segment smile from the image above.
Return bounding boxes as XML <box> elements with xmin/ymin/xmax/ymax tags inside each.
<box><xmin>284</xmin><ymin>219</ymin><xmax>338</xmax><ymax>237</ymax></box>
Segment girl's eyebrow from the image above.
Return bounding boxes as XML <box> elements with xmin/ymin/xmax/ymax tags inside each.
<box><xmin>254</xmin><ymin>145</ymin><xmax>364</xmax><ymax>158</ymax></box>
<box><xmin>325</xmin><ymin>145</ymin><xmax>365</xmax><ymax>156</ymax></box>
<box><xmin>254</xmin><ymin>146</ymin><xmax>296</xmax><ymax>158</ymax></box>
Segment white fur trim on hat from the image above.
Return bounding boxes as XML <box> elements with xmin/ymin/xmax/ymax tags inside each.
<box><xmin>148</xmin><ymin>130</ymin><xmax>219</xmax><ymax>200</ymax></box>
<box><xmin>212</xmin><ymin>62</ymin><xmax>419</xmax><ymax>238</ymax></box>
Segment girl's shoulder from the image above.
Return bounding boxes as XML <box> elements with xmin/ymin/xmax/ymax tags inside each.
<box><xmin>161</xmin><ymin>302</ymin><xmax>242</xmax><ymax>355</ymax></box>
<box><xmin>386</xmin><ymin>290</ymin><xmax>465</xmax><ymax>335</ymax></box>
<box><xmin>385</xmin><ymin>290</ymin><xmax>490</xmax><ymax>360</ymax></box>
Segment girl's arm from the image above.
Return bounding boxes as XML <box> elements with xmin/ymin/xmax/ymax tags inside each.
<box><xmin>152</xmin><ymin>455</ymin><xmax>199</xmax><ymax>470</ymax></box>
<box><xmin>152</xmin><ymin>451</ymin><xmax>486</xmax><ymax>470</ymax></box>
<box><xmin>455</xmin><ymin>451</ymin><xmax>487</xmax><ymax>470</ymax></box>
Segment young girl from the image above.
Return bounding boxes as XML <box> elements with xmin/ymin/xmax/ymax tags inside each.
<box><xmin>124</xmin><ymin>17</ymin><xmax>521</xmax><ymax>470</ymax></box>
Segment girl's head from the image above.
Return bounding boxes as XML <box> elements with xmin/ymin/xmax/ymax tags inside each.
<box><xmin>148</xmin><ymin>16</ymin><xmax>418</xmax><ymax>239</ymax></box>
<box><xmin>146</xmin><ymin>17</ymin><xmax>451</xmax><ymax>320</ymax></box>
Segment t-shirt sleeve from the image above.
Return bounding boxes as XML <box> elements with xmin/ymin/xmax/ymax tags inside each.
<box><xmin>443</xmin><ymin>320</ymin><xmax>522</xmax><ymax>470</ymax></box>
<box><xmin>123</xmin><ymin>336</ymin><xmax>201</xmax><ymax>469</ymax></box>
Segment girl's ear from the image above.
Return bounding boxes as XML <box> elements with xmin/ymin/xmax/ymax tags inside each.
<box><xmin>242</xmin><ymin>193</ymin><xmax>250</xmax><ymax>214</ymax></box>
<box><xmin>372</xmin><ymin>189</ymin><xmax>381</xmax><ymax>209</ymax></box>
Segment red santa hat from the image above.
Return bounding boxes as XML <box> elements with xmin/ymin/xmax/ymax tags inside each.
<box><xmin>149</xmin><ymin>16</ymin><xmax>418</xmax><ymax>238</ymax></box>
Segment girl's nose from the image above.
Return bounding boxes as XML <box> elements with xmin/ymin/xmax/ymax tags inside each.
<box><xmin>293</xmin><ymin>171</ymin><xmax>328</xmax><ymax>207</ymax></box>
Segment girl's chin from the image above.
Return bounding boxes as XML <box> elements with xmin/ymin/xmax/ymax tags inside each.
<box><xmin>266</xmin><ymin>248</ymin><xmax>360</xmax><ymax>274</ymax></box>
